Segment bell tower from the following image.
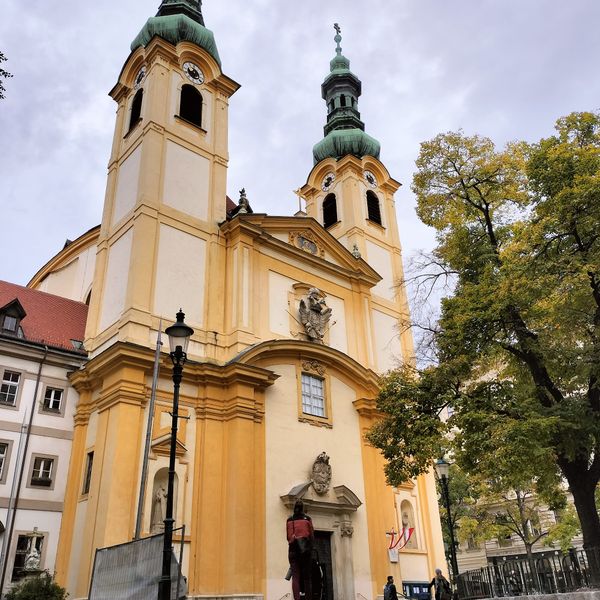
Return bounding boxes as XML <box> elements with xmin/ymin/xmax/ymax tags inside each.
<box><xmin>300</xmin><ymin>25</ymin><xmax>414</xmax><ymax>367</ymax></box>
<box><xmin>85</xmin><ymin>0</ymin><xmax>239</xmax><ymax>358</ymax></box>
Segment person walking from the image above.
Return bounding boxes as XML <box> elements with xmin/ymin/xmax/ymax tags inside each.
<box><xmin>287</xmin><ymin>499</ymin><xmax>314</xmax><ymax>600</ymax></box>
<box><xmin>429</xmin><ymin>569</ymin><xmax>452</xmax><ymax>600</ymax></box>
<box><xmin>384</xmin><ymin>576</ymin><xmax>399</xmax><ymax>600</ymax></box>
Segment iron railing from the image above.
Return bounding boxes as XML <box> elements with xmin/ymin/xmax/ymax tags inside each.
<box><xmin>456</xmin><ymin>547</ymin><xmax>600</xmax><ymax>600</ymax></box>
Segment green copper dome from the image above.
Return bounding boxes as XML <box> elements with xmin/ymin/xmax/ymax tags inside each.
<box><xmin>312</xmin><ymin>24</ymin><xmax>380</xmax><ymax>164</ymax></box>
<box><xmin>313</xmin><ymin>129</ymin><xmax>381</xmax><ymax>164</ymax></box>
<box><xmin>131</xmin><ymin>1</ymin><xmax>221</xmax><ymax>66</ymax></box>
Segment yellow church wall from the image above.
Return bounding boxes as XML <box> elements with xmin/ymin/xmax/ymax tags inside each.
<box><xmin>98</xmin><ymin>227</ymin><xmax>133</xmax><ymax>331</ymax></box>
<box><xmin>263</xmin><ymin>362</ymin><xmax>374</xmax><ymax>600</ymax></box>
<box><xmin>112</xmin><ymin>144</ymin><xmax>142</xmax><ymax>226</ymax></box>
<box><xmin>153</xmin><ymin>223</ymin><xmax>207</xmax><ymax>325</ymax></box>
<box><xmin>365</xmin><ymin>240</ymin><xmax>396</xmax><ymax>302</ymax></box>
<box><xmin>372</xmin><ymin>308</ymin><xmax>403</xmax><ymax>373</ymax></box>
<box><xmin>162</xmin><ymin>140</ymin><xmax>211</xmax><ymax>220</ymax></box>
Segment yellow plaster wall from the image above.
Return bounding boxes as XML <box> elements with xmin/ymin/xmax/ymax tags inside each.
<box><xmin>98</xmin><ymin>228</ymin><xmax>133</xmax><ymax>331</ymax></box>
<box><xmin>112</xmin><ymin>145</ymin><xmax>142</xmax><ymax>226</ymax></box>
<box><xmin>153</xmin><ymin>224</ymin><xmax>207</xmax><ymax>326</ymax></box>
<box><xmin>162</xmin><ymin>140</ymin><xmax>210</xmax><ymax>220</ymax></box>
<box><xmin>264</xmin><ymin>363</ymin><xmax>373</xmax><ymax>600</ymax></box>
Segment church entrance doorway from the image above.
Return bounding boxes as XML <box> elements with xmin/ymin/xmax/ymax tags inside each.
<box><xmin>314</xmin><ymin>531</ymin><xmax>334</xmax><ymax>600</ymax></box>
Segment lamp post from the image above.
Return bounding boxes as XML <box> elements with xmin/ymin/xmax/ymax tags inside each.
<box><xmin>435</xmin><ymin>457</ymin><xmax>460</xmax><ymax>585</ymax></box>
<box><xmin>158</xmin><ymin>310</ymin><xmax>194</xmax><ymax>600</ymax></box>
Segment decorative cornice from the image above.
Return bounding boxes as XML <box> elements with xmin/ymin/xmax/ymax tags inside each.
<box><xmin>220</xmin><ymin>215</ymin><xmax>381</xmax><ymax>288</ymax></box>
<box><xmin>352</xmin><ymin>397</ymin><xmax>380</xmax><ymax>419</ymax></box>
<box><xmin>231</xmin><ymin>339</ymin><xmax>380</xmax><ymax>396</ymax></box>
<box><xmin>27</xmin><ymin>226</ymin><xmax>100</xmax><ymax>290</ymax></box>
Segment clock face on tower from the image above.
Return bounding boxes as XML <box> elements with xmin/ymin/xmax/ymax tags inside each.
<box><xmin>183</xmin><ymin>62</ymin><xmax>205</xmax><ymax>85</ymax></box>
<box><xmin>363</xmin><ymin>170</ymin><xmax>378</xmax><ymax>188</ymax></box>
<box><xmin>134</xmin><ymin>66</ymin><xmax>146</xmax><ymax>89</ymax></box>
<box><xmin>321</xmin><ymin>172</ymin><xmax>335</xmax><ymax>192</ymax></box>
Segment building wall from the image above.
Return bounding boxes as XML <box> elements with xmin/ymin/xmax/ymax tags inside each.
<box><xmin>0</xmin><ymin>342</ymin><xmax>83</xmax><ymax>596</ymax></box>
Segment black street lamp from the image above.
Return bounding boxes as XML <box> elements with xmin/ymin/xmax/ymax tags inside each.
<box><xmin>158</xmin><ymin>310</ymin><xmax>194</xmax><ymax>600</ymax></box>
<box><xmin>435</xmin><ymin>457</ymin><xmax>460</xmax><ymax>585</ymax></box>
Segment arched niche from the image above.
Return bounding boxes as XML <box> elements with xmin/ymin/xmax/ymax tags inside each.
<box><xmin>400</xmin><ymin>499</ymin><xmax>417</xmax><ymax>549</ymax></box>
<box><xmin>150</xmin><ymin>467</ymin><xmax>178</xmax><ymax>534</ymax></box>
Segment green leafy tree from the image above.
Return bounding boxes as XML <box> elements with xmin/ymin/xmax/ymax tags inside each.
<box><xmin>0</xmin><ymin>51</ymin><xmax>13</xmax><ymax>100</ymax></box>
<box><xmin>5</xmin><ymin>572</ymin><xmax>68</xmax><ymax>600</ymax></box>
<box><xmin>368</xmin><ymin>112</ymin><xmax>600</xmax><ymax>552</ymax></box>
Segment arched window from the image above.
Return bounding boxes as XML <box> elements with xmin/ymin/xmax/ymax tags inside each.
<box><xmin>340</xmin><ymin>94</ymin><xmax>347</xmax><ymax>107</ymax></box>
<box><xmin>180</xmin><ymin>84</ymin><xmax>203</xmax><ymax>127</ymax></box>
<box><xmin>129</xmin><ymin>89</ymin><xmax>143</xmax><ymax>131</ymax></box>
<box><xmin>323</xmin><ymin>194</ymin><xmax>338</xmax><ymax>229</ymax></box>
<box><xmin>366</xmin><ymin>190</ymin><xmax>382</xmax><ymax>226</ymax></box>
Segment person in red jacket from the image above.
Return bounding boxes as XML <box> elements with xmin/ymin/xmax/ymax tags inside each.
<box><xmin>287</xmin><ymin>499</ymin><xmax>314</xmax><ymax>600</ymax></box>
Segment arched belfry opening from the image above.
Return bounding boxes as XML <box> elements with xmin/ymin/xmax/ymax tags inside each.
<box><xmin>180</xmin><ymin>84</ymin><xmax>203</xmax><ymax>127</ymax></box>
<box><xmin>323</xmin><ymin>193</ymin><xmax>338</xmax><ymax>229</ymax></box>
<box><xmin>129</xmin><ymin>89</ymin><xmax>143</xmax><ymax>131</ymax></box>
<box><xmin>366</xmin><ymin>190</ymin><xmax>382</xmax><ymax>226</ymax></box>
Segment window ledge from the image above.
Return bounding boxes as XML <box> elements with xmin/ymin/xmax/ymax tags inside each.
<box><xmin>30</xmin><ymin>478</ymin><xmax>52</xmax><ymax>487</ymax></box>
<box><xmin>299</xmin><ymin>415</ymin><xmax>333</xmax><ymax>429</ymax></box>
<box><xmin>366</xmin><ymin>218</ymin><xmax>386</xmax><ymax>230</ymax></box>
<box><xmin>324</xmin><ymin>220</ymin><xmax>341</xmax><ymax>230</ymax></box>
<box><xmin>41</xmin><ymin>408</ymin><xmax>63</xmax><ymax>416</ymax></box>
<box><xmin>124</xmin><ymin>118</ymin><xmax>142</xmax><ymax>139</ymax></box>
<box><xmin>175</xmin><ymin>114</ymin><xmax>207</xmax><ymax>134</ymax></box>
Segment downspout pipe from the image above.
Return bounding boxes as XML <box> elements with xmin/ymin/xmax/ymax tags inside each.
<box><xmin>0</xmin><ymin>345</ymin><xmax>48</xmax><ymax>594</ymax></box>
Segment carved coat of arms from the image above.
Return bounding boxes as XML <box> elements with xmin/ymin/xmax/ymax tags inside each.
<box><xmin>299</xmin><ymin>288</ymin><xmax>332</xmax><ymax>343</ymax></box>
<box><xmin>311</xmin><ymin>452</ymin><xmax>332</xmax><ymax>495</ymax></box>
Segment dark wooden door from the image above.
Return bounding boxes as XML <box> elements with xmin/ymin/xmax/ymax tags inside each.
<box><xmin>314</xmin><ymin>531</ymin><xmax>334</xmax><ymax>600</ymax></box>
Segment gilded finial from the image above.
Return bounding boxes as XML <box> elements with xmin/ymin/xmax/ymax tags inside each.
<box><xmin>334</xmin><ymin>23</ymin><xmax>342</xmax><ymax>55</ymax></box>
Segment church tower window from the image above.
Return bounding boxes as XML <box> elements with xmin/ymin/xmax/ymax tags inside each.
<box><xmin>129</xmin><ymin>89</ymin><xmax>143</xmax><ymax>131</ymax></box>
<box><xmin>180</xmin><ymin>84</ymin><xmax>203</xmax><ymax>128</ymax></box>
<box><xmin>366</xmin><ymin>190</ymin><xmax>382</xmax><ymax>226</ymax></box>
<box><xmin>323</xmin><ymin>194</ymin><xmax>338</xmax><ymax>229</ymax></box>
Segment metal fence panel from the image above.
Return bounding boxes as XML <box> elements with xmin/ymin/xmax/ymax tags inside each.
<box><xmin>456</xmin><ymin>548</ymin><xmax>600</xmax><ymax>600</ymax></box>
<box><xmin>88</xmin><ymin>533</ymin><xmax>185</xmax><ymax>600</ymax></box>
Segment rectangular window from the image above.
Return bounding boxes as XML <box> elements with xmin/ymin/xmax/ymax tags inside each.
<box><xmin>31</xmin><ymin>457</ymin><xmax>54</xmax><ymax>487</ymax></box>
<box><xmin>11</xmin><ymin>534</ymin><xmax>43</xmax><ymax>582</ymax></box>
<box><xmin>2</xmin><ymin>315</ymin><xmax>17</xmax><ymax>332</ymax></box>
<box><xmin>43</xmin><ymin>387</ymin><xmax>63</xmax><ymax>412</ymax></box>
<box><xmin>0</xmin><ymin>371</ymin><xmax>20</xmax><ymax>406</ymax></box>
<box><xmin>301</xmin><ymin>373</ymin><xmax>325</xmax><ymax>417</ymax></box>
<box><xmin>0</xmin><ymin>442</ymin><xmax>7</xmax><ymax>480</ymax></box>
<box><xmin>82</xmin><ymin>451</ymin><xmax>94</xmax><ymax>495</ymax></box>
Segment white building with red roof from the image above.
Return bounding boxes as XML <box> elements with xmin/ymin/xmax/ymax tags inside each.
<box><xmin>0</xmin><ymin>281</ymin><xmax>87</xmax><ymax>595</ymax></box>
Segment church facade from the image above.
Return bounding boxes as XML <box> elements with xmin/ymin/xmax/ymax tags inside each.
<box><xmin>27</xmin><ymin>1</ymin><xmax>446</xmax><ymax>598</ymax></box>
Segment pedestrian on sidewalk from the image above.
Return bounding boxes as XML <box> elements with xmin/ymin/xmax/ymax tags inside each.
<box><xmin>429</xmin><ymin>569</ymin><xmax>452</xmax><ymax>600</ymax></box>
<box><xmin>384</xmin><ymin>576</ymin><xmax>399</xmax><ymax>600</ymax></box>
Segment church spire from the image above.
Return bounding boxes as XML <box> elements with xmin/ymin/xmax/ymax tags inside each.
<box><xmin>156</xmin><ymin>0</ymin><xmax>204</xmax><ymax>26</ymax></box>
<box><xmin>312</xmin><ymin>24</ymin><xmax>380</xmax><ymax>164</ymax></box>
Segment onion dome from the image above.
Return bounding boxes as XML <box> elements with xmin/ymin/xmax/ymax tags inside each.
<box><xmin>312</xmin><ymin>24</ymin><xmax>380</xmax><ymax>164</ymax></box>
<box><xmin>131</xmin><ymin>0</ymin><xmax>221</xmax><ymax>66</ymax></box>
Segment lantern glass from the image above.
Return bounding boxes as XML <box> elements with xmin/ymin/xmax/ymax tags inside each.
<box><xmin>434</xmin><ymin>457</ymin><xmax>450</xmax><ymax>480</ymax></box>
<box><xmin>165</xmin><ymin>310</ymin><xmax>194</xmax><ymax>355</ymax></box>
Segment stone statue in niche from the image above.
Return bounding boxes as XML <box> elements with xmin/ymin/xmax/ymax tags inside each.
<box><xmin>24</xmin><ymin>548</ymin><xmax>41</xmax><ymax>571</ymax></box>
<box><xmin>299</xmin><ymin>288</ymin><xmax>332</xmax><ymax>343</ymax></box>
<box><xmin>401</xmin><ymin>501</ymin><xmax>417</xmax><ymax>548</ymax></box>
<box><xmin>311</xmin><ymin>452</ymin><xmax>332</xmax><ymax>495</ymax></box>
<box><xmin>150</xmin><ymin>485</ymin><xmax>167</xmax><ymax>533</ymax></box>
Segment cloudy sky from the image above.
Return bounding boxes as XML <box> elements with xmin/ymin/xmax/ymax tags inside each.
<box><xmin>1</xmin><ymin>0</ymin><xmax>599</xmax><ymax>296</ymax></box>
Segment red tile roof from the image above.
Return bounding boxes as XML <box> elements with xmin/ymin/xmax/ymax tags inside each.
<box><xmin>0</xmin><ymin>281</ymin><xmax>88</xmax><ymax>353</ymax></box>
